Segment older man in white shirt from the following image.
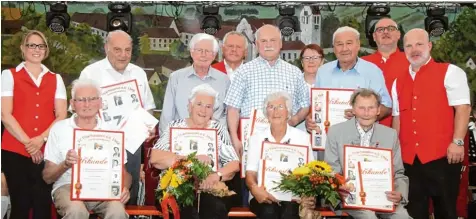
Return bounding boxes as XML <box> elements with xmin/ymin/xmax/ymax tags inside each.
<box><xmin>79</xmin><ymin>30</ymin><xmax>155</xmax><ymax>205</ymax></box>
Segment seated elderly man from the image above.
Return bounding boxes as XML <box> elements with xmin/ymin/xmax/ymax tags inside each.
<box><xmin>324</xmin><ymin>88</ymin><xmax>410</xmax><ymax>219</ymax></box>
<box><xmin>151</xmin><ymin>83</ymin><xmax>239</xmax><ymax>219</ymax></box>
<box><xmin>42</xmin><ymin>79</ymin><xmax>132</xmax><ymax>219</ymax></box>
<box><xmin>159</xmin><ymin>33</ymin><xmax>230</xmax><ymax>134</ymax></box>
<box><xmin>245</xmin><ymin>91</ymin><xmax>315</xmax><ymax>219</ymax></box>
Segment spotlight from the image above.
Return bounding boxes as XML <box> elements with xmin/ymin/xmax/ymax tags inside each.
<box><xmin>425</xmin><ymin>6</ymin><xmax>448</xmax><ymax>37</ymax></box>
<box><xmin>46</xmin><ymin>2</ymin><xmax>70</xmax><ymax>33</ymax></box>
<box><xmin>200</xmin><ymin>6</ymin><xmax>222</xmax><ymax>35</ymax></box>
<box><xmin>365</xmin><ymin>4</ymin><xmax>391</xmax><ymax>47</ymax></box>
<box><xmin>276</xmin><ymin>7</ymin><xmax>300</xmax><ymax>37</ymax></box>
<box><xmin>107</xmin><ymin>3</ymin><xmax>132</xmax><ymax>33</ymax></box>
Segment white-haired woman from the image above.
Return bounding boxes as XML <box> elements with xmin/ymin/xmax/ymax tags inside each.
<box><xmin>151</xmin><ymin>83</ymin><xmax>239</xmax><ymax>219</ymax></box>
<box><xmin>245</xmin><ymin>91</ymin><xmax>315</xmax><ymax>219</ymax></box>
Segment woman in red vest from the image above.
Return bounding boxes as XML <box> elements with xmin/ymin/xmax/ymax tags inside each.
<box><xmin>1</xmin><ymin>30</ymin><xmax>67</xmax><ymax>219</ymax></box>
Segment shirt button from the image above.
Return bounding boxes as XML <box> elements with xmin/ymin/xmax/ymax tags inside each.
<box><xmin>34</xmin><ymin>128</ymin><xmax>38</xmax><ymax>131</ymax></box>
<box><xmin>412</xmin><ymin>119</ymin><xmax>416</xmax><ymax>123</ymax></box>
<box><xmin>414</xmin><ymin>96</ymin><xmax>417</xmax><ymax>100</ymax></box>
<box><xmin>35</xmin><ymin>116</ymin><xmax>39</xmax><ymax>119</ymax></box>
<box><xmin>36</xmin><ymin>92</ymin><xmax>40</xmax><ymax>95</ymax></box>
<box><xmin>413</xmin><ymin>108</ymin><xmax>416</xmax><ymax>111</ymax></box>
<box><xmin>36</xmin><ymin>104</ymin><xmax>40</xmax><ymax>107</ymax></box>
<box><xmin>416</xmin><ymin>143</ymin><xmax>419</xmax><ymax>146</ymax></box>
<box><xmin>413</xmin><ymin>131</ymin><xmax>417</xmax><ymax>134</ymax></box>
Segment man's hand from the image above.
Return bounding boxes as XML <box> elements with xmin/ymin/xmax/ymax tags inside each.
<box><xmin>31</xmin><ymin>151</ymin><xmax>43</xmax><ymax>164</ymax></box>
<box><xmin>200</xmin><ymin>173</ymin><xmax>220</xmax><ymax>191</ymax></box>
<box><xmin>145</xmin><ymin>128</ymin><xmax>156</xmax><ymax>142</ymax></box>
<box><xmin>251</xmin><ymin>185</ymin><xmax>279</xmax><ymax>204</ymax></box>
<box><xmin>344</xmin><ymin>109</ymin><xmax>354</xmax><ymax>120</ymax></box>
<box><xmin>120</xmin><ymin>187</ymin><xmax>131</xmax><ymax>204</ymax></box>
<box><xmin>447</xmin><ymin>143</ymin><xmax>464</xmax><ymax>164</ymax></box>
<box><xmin>195</xmin><ymin>155</ymin><xmax>212</xmax><ymax>165</ymax></box>
<box><xmin>64</xmin><ymin>149</ymin><xmax>79</xmax><ymax>168</ymax></box>
<box><xmin>25</xmin><ymin>136</ymin><xmax>44</xmax><ymax>155</ymax></box>
<box><xmin>231</xmin><ymin>137</ymin><xmax>243</xmax><ymax>158</ymax></box>
<box><xmin>385</xmin><ymin>191</ymin><xmax>402</xmax><ymax>205</ymax></box>
<box><xmin>305</xmin><ymin>116</ymin><xmax>320</xmax><ymax>134</ymax></box>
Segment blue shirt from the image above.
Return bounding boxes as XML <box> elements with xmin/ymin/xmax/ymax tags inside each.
<box><xmin>315</xmin><ymin>58</ymin><xmax>392</xmax><ymax>108</ymax></box>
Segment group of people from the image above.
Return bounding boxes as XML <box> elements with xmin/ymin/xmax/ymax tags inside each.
<box><xmin>0</xmin><ymin>16</ymin><xmax>470</xmax><ymax>219</ymax></box>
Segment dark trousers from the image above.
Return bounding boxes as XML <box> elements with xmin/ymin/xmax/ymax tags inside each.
<box><xmin>160</xmin><ymin>193</ymin><xmax>231</xmax><ymax>219</ymax></box>
<box><xmin>1</xmin><ymin>150</ymin><xmax>52</xmax><ymax>219</ymax></box>
<box><xmin>126</xmin><ymin>147</ymin><xmax>141</xmax><ymax>205</ymax></box>
<box><xmin>249</xmin><ymin>198</ymin><xmax>299</xmax><ymax>219</ymax></box>
<box><xmin>404</xmin><ymin>157</ymin><xmax>462</xmax><ymax>219</ymax></box>
<box><xmin>225</xmin><ymin>174</ymin><xmax>243</xmax><ymax>207</ymax></box>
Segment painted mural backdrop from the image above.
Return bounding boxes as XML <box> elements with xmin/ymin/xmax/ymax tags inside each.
<box><xmin>1</xmin><ymin>2</ymin><xmax>476</xmax><ymax>110</ymax></box>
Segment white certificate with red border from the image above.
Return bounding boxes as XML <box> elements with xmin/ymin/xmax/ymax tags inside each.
<box><xmin>250</xmin><ymin>108</ymin><xmax>270</xmax><ymax>136</ymax></box>
<box><xmin>310</xmin><ymin>88</ymin><xmax>353</xmax><ymax>150</ymax></box>
<box><xmin>71</xmin><ymin>129</ymin><xmax>125</xmax><ymax>201</ymax></box>
<box><xmin>343</xmin><ymin>145</ymin><xmax>395</xmax><ymax>212</ymax></box>
<box><xmin>239</xmin><ymin>118</ymin><xmax>251</xmax><ymax>178</ymax></box>
<box><xmin>169</xmin><ymin>128</ymin><xmax>218</xmax><ymax>171</ymax></box>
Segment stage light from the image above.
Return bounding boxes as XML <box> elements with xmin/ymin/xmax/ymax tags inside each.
<box><xmin>275</xmin><ymin>6</ymin><xmax>300</xmax><ymax>37</ymax></box>
<box><xmin>365</xmin><ymin>4</ymin><xmax>391</xmax><ymax>47</ymax></box>
<box><xmin>200</xmin><ymin>6</ymin><xmax>222</xmax><ymax>35</ymax></box>
<box><xmin>425</xmin><ymin>6</ymin><xmax>448</xmax><ymax>37</ymax></box>
<box><xmin>46</xmin><ymin>2</ymin><xmax>70</xmax><ymax>33</ymax></box>
<box><xmin>107</xmin><ymin>3</ymin><xmax>132</xmax><ymax>33</ymax></box>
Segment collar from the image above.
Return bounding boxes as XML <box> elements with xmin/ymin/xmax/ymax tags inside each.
<box><xmin>355</xmin><ymin>119</ymin><xmax>375</xmax><ymax>134</ymax></box>
<box><xmin>264</xmin><ymin>124</ymin><xmax>292</xmax><ymax>143</ymax></box>
<box><xmin>187</xmin><ymin>65</ymin><xmax>217</xmax><ymax>79</ymax></box>
<box><xmin>336</xmin><ymin>58</ymin><xmax>360</xmax><ymax>72</ymax></box>
<box><xmin>257</xmin><ymin>56</ymin><xmax>281</xmax><ymax>68</ymax></box>
<box><xmin>16</xmin><ymin>62</ymin><xmax>51</xmax><ymax>75</ymax></box>
<box><xmin>224</xmin><ymin>59</ymin><xmax>243</xmax><ymax>72</ymax></box>
<box><xmin>409</xmin><ymin>57</ymin><xmax>432</xmax><ymax>75</ymax></box>
<box><xmin>68</xmin><ymin>113</ymin><xmax>102</xmax><ymax>129</ymax></box>
<box><xmin>102</xmin><ymin>57</ymin><xmax>133</xmax><ymax>73</ymax></box>
<box><xmin>376</xmin><ymin>49</ymin><xmax>401</xmax><ymax>63</ymax></box>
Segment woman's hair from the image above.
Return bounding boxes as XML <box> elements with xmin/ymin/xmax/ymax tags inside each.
<box><xmin>299</xmin><ymin>44</ymin><xmax>324</xmax><ymax>61</ymax></box>
<box><xmin>188</xmin><ymin>83</ymin><xmax>219</xmax><ymax>110</ymax></box>
<box><xmin>21</xmin><ymin>30</ymin><xmax>50</xmax><ymax>60</ymax></box>
<box><xmin>262</xmin><ymin>90</ymin><xmax>293</xmax><ymax>119</ymax></box>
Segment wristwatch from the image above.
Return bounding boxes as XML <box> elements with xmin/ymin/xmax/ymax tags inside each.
<box><xmin>216</xmin><ymin>171</ymin><xmax>223</xmax><ymax>181</ymax></box>
<box><xmin>453</xmin><ymin>139</ymin><xmax>464</xmax><ymax>146</ymax></box>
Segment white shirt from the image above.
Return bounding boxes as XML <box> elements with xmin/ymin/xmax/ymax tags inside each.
<box><xmin>1</xmin><ymin>62</ymin><xmax>67</xmax><ymax>99</ymax></box>
<box><xmin>356</xmin><ymin>122</ymin><xmax>374</xmax><ymax>147</ymax></box>
<box><xmin>224</xmin><ymin>59</ymin><xmax>243</xmax><ymax>82</ymax></box>
<box><xmin>79</xmin><ymin>58</ymin><xmax>156</xmax><ymax>110</ymax></box>
<box><xmin>392</xmin><ymin>60</ymin><xmax>470</xmax><ymax>116</ymax></box>
<box><xmin>44</xmin><ymin>114</ymin><xmax>128</xmax><ymax>194</ymax></box>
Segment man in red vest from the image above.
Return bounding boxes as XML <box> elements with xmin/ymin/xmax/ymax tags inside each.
<box><xmin>391</xmin><ymin>28</ymin><xmax>471</xmax><ymax>219</ymax></box>
<box><xmin>212</xmin><ymin>31</ymin><xmax>247</xmax><ymax>81</ymax></box>
<box><xmin>362</xmin><ymin>17</ymin><xmax>408</xmax><ymax>127</ymax></box>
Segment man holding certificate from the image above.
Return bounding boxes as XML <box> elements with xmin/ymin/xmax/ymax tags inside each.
<box><xmin>43</xmin><ymin>79</ymin><xmax>132</xmax><ymax>219</ymax></box>
<box><xmin>151</xmin><ymin>84</ymin><xmax>239</xmax><ymax>219</ymax></box>
<box><xmin>246</xmin><ymin>91</ymin><xmax>315</xmax><ymax>219</ymax></box>
<box><xmin>324</xmin><ymin>88</ymin><xmax>410</xmax><ymax>218</ymax></box>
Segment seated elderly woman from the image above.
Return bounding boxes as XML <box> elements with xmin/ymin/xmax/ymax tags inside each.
<box><xmin>150</xmin><ymin>83</ymin><xmax>239</xmax><ymax>219</ymax></box>
<box><xmin>245</xmin><ymin>91</ymin><xmax>316</xmax><ymax>219</ymax></box>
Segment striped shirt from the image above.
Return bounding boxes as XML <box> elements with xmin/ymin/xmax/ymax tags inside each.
<box><xmin>224</xmin><ymin>56</ymin><xmax>310</xmax><ymax>117</ymax></box>
<box><xmin>153</xmin><ymin>119</ymin><xmax>239</xmax><ymax>167</ymax></box>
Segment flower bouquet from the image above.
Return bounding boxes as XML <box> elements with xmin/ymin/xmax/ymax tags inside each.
<box><xmin>156</xmin><ymin>152</ymin><xmax>235</xmax><ymax>219</ymax></box>
<box><xmin>275</xmin><ymin>160</ymin><xmax>346</xmax><ymax>219</ymax></box>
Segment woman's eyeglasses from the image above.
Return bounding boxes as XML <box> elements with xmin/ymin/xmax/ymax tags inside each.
<box><xmin>25</xmin><ymin>43</ymin><xmax>47</xmax><ymax>50</ymax></box>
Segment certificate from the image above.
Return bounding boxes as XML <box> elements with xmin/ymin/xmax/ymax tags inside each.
<box><xmin>71</xmin><ymin>129</ymin><xmax>125</xmax><ymax>201</ymax></box>
<box><xmin>310</xmin><ymin>88</ymin><xmax>353</xmax><ymax>150</ymax></box>
<box><xmin>119</xmin><ymin>107</ymin><xmax>159</xmax><ymax>154</ymax></box>
<box><xmin>170</xmin><ymin>128</ymin><xmax>219</xmax><ymax>171</ymax></box>
<box><xmin>239</xmin><ymin>118</ymin><xmax>251</xmax><ymax>178</ymax></box>
<box><xmin>343</xmin><ymin>145</ymin><xmax>395</xmax><ymax>212</ymax></box>
<box><xmin>258</xmin><ymin>160</ymin><xmax>293</xmax><ymax>201</ymax></box>
<box><xmin>260</xmin><ymin>142</ymin><xmax>310</xmax><ymax>168</ymax></box>
<box><xmin>99</xmin><ymin>79</ymin><xmax>143</xmax><ymax>129</ymax></box>
<box><xmin>250</xmin><ymin>108</ymin><xmax>270</xmax><ymax>136</ymax></box>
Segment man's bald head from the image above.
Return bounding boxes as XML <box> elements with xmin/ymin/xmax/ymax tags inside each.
<box><xmin>104</xmin><ymin>30</ymin><xmax>133</xmax><ymax>73</ymax></box>
<box><xmin>404</xmin><ymin>28</ymin><xmax>430</xmax><ymax>43</ymax></box>
<box><xmin>255</xmin><ymin>24</ymin><xmax>282</xmax><ymax>61</ymax></box>
<box><xmin>403</xmin><ymin>28</ymin><xmax>432</xmax><ymax>70</ymax></box>
<box><xmin>372</xmin><ymin>18</ymin><xmax>400</xmax><ymax>53</ymax></box>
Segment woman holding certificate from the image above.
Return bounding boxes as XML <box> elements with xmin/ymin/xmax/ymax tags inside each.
<box><xmin>245</xmin><ymin>91</ymin><xmax>315</xmax><ymax>219</ymax></box>
<box><xmin>1</xmin><ymin>30</ymin><xmax>67</xmax><ymax>219</ymax></box>
<box><xmin>151</xmin><ymin>84</ymin><xmax>239</xmax><ymax>219</ymax></box>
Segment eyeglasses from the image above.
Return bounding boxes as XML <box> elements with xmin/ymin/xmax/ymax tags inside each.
<box><xmin>194</xmin><ymin>101</ymin><xmax>213</xmax><ymax>109</ymax></box>
<box><xmin>73</xmin><ymin>97</ymin><xmax>101</xmax><ymax>103</ymax></box>
<box><xmin>193</xmin><ymin>48</ymin><xmax>214</xmax><ymax>55</ymax></box>
<box><xmin>266</xmin><ymin>104</ymin><xmax>286</xmax><ymax>111</ymax></box>
<box><xmin>375</xmin><ymin>25</ymin><xmax>398</xmax><ymax>33</ymax></box>
<box><xmin>25</xmin><ymin>43</ymin><xmax>47</xmax><ymax>50</ymax></box>
<box><xmin>302</xmin><ymin>56</ymin><xmax>323</xmax><ymax>62</ymax></box>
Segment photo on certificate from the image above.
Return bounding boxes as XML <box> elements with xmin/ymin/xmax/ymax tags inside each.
<box><xmin>260</xmin><ymin>142</ymin><xmax>310</xmax><ymax>168</ymax></box>
<box><xmin>343</xmin><ymin>145</ymin><xmax>395</xmax><ymax>212</ymax></box>
<box><xmin>99</xmin><ymin>79</ymin><xmax>143</xmax><ymax>129</ymax></box>
<box><xmin>169</xmin><ymin>127</ymin><xmax>219</xmax><ymax>171</ymax></box>
<box><xmin>239</xmin><ymin>118</ymin><xmax>250</xmax><ymax>178</ymax></box>
<box><xmin>310</xmin><ymin>88</ymin><xmax>353</xmax><ymax>150</ymax></box>
<box><xmin>71</xmin><ymin>129</ymin><xmax>125</xmax><ymax>201</ymax></box>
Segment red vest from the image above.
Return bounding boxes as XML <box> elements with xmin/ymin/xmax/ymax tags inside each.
<box><xmin>211</xmin><ymin>61</ymin><xmax>227</xmax><ymax>74</ymax></box>
<box><xmin>1</xmin><ymin>68</ymin><xmax>57</xmax><ymax>157</ymax></box>
<box><xmin>362</xmin><ymin>50</ymin><xmax>408</xmax><ymax>127</ymax></box>
<box><xmin>396</xmin><ymin>59</ymin><xmax>453</xmax><ymax>164</ymax></box>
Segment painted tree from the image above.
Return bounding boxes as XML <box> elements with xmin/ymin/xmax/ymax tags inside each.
<box><xmin>139</xmin><ymin>34</ymin><xmax>151</xmax><ymax>54</ymax></box>
<box><xmin>321</xmin><ymin>13</ymin><xmax>340</xmax><ymax>48</ymax></box>
<box><xmin>340</xmin><ymin>16</ymin><xmax>368</xmax><ymax>47</ymax></box>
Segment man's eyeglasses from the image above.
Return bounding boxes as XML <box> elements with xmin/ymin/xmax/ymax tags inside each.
<box><xmin>193</xmin><ymin>48</ymin><xmax>214</xmax><ymax>55</ymax></box>
<box><xmin>302</xmin><ymin>56</ymin><xmax>323</xmax><ymax>62</ymax></box>
<box><xmin>266</xmin><ymin>104</ymin><xmax>286</xmax><ymax>111</ymax></box>
<box><xmin>375</xmin><ymin>26</ymin><xmax>398</xmax><ymax>33</ymax></box>
<box><xmin>73</xmin><ymin>97</ymin><xmax>101</xmax><ymax>103</ymax></box>
<box><xmin>25</xmin><ymin>43</ymin><xmax>47</xmax><ymax>50</ymax></box>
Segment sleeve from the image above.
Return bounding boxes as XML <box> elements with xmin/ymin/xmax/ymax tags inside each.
<box><xmin>323</xmin><ymin>126</ymin><xmax>342</xmax><ymax>174</ymax></box>
<box><xmin>391</xmin><ymin>130</ymin><xmax>409</xmax><ymax>203</ymax></box>
<box><xmin>158</xmin><ymin>74</ymin><xmax>177</xmax><ymax>134</ymax></box>
<box><xmin>372</xmin><ymin>68</ymin><xmax>392</xmax><ymax>108</ymax></box>
<box><xmin>216</xmin><ymin>123</ymin><xmax>239</xmax><ymax>166</ymax></box>
<box><xmin>223</xmin><ymin>67</ymin><xmax>246</xmax><ymax>109</ymax></box>
<box><xmin>445</xmin><ymin>64</ymin><xmax>471</xmax><ymax>106</ymax></box>
<box><xmin>43</xmin><ymin>124</ymin><xmax>63</xmax><ymax>164</ymax></box>
<box><xmin>245</xmin><ymin>134</ymin><xmax>262</xmax><ymax>173</ymax></box>
<box><xmin>295</xmin><ymin>72</ymin><xmax>311</xmax><ymax>111</ymax></box>
<box><xmin>391</xmin><ymin>79</ymin><xmax>400</xmax><ymax>116</ymax></box>
<box><xmin>55</xmin><ymin>74</ymin><xmax>67</xmax><ymax>100</ymax></box>
<box><xmin>141</xmin><ymin>71</ymin><xmax>156</xmax><ymax>110</ymax></box>
<box><xmin>1</xmin><ymin>69</ymin><xmax>14</xmax><ymax>97</ymax></box>
<box><xmin>153</xmin><ymin>123</ymin><xmax>172</xmax><ymax>151</ymax></box>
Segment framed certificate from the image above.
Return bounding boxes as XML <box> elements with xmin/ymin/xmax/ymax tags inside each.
<box><xmin>343</xmin><ymin>145</ymin><xmax>395</xmax><ymax>212</ymax></box>
<box><xmin>258</xmin><ymin>160</ymin><xmax>293</xmax><ymax>201</ymax></box>
<box><xmin>239</xmin><ymin>118</ymin><xmax>251</xmax><ymax>178</ymax></box>
<box><xmin>250</xmin><ymin>108</ymin><xmax>270</xmax><ymax>136</ymax></box>
<box><xmin>169</xmin><ymin>128</ymin><xmax>219</xmax><ymax>171</ymax></box>
<box><xmin>99</xmin><ymin>79</ymin><xmax>143</xmax><ymax>129</ymax></box>
<box><xmin>71</xmin><ymin>129</ymin><xmax>125</xmax><ymax>201</ymax></box>
<box><xmin>310</xmin><ymin>88</ymin><xmax>353</xmax><ymax>150</ymax></box>
<box><xmin>260</xmin><ymin>142</ymin><xmax>310</xmax><ymax>168</ymax></box>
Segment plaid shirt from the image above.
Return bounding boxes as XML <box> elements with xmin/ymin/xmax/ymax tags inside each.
<box><xmin>224</xmin><ymin>56</ymin><xmax>310</xmax><ymax>117</ymax></box>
